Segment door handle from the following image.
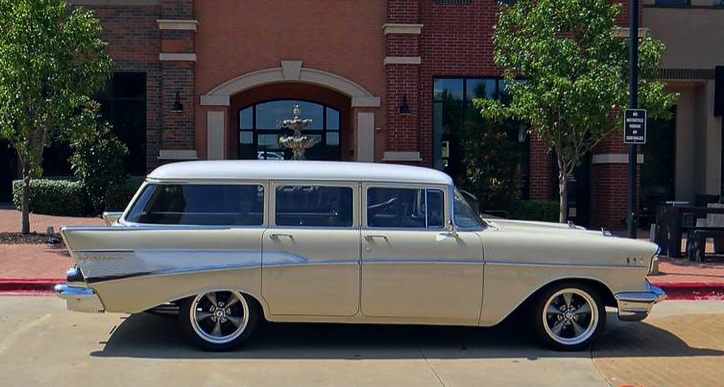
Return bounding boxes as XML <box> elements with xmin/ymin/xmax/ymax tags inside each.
<box><xmin>364</xmin><ymin>235</ymin><xmax>388</xmax><ymax>241</ymax></box>
<box><xmin>269</xmin><ymin>233</ymin><xmax>293</xmax><ymax>240</ymax></box>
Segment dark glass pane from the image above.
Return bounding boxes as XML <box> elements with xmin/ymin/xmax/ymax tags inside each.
<box><xmin>113</xmin><ymin>73</ymin><xmax>146</xmax><ymax>99</ymax></box>
<box><xmin>326</xmin><ymin>132</ymin><xmax>339</xmax><ymax>146</ymax></box>
<box><xmin>258</xmin><ymin>133</ymin><xmax>281</xmax><ymax>148</ymax></box>
<box><xmin>112</xmin><ymin>100</ymin><xmax>146</xmax><ymax>175</ymax></box>
<box><xmin>240</xmin><ymin>107</ymin><xmax>253</xmax><ymax>130</ymax></box>
<box><xmin>275</xmin><ymin>186</ymin><xmax>353</xmax><ymax>227</ymax></box>
<box><xmin>434</xmin><ymin>78</ymin><xmax>463</xmax><ymax>101</ymax></box>
<box><xmin>326</xmin><ymin>108</ymin><xmax>340</xmax><ymax>130</ymax></box>
<box><xmin>127</xmin><ymin>184</ymin><xmax>264</xmax><ymax>226</ymax></box>
<box><xmin>426</xmin><ymin>190</ymin><xmax>444</xmax><ymax>228</ymax></box>
<box><xmin>240</xmin><ymin>131</ymin><xmax>253</xmax><ymax>144</ymax></box>
<box><xmin>654</xmin><ymin>0</ymin><xmax>689</xmax><ymax>5</ymax></box>
<box><xmin>256</xmin><ymin>101</ymin><xmax>292</xmax><ymax>130</ymax></box>
<box><xmin>466</xmin><ymin>79</ymin><xmax>496</xmax><ymax>100</ymax></box>
<box><xmin>367</xmin><ymin>188</ymin><xmax>426</xmax><ymax>229</ymax></box>
<box><xmin>238</xmin><ymin>144</ymin><xmax>256</xmax><ymax>160</ymax></box>
<box><xmin>41</xmin><ymin>141</ymin><xmax>73</xmax><ymax>176</ymax></box>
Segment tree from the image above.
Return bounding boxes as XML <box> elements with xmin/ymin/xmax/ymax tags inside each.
<box><xmin>0</xmin><ymin>0</ymin><xmax>112</xmax><ymax>233</ymax></box>
<box><xmin>476</xmin><ymin>0</ymin><xmax>677</xmax><ymax>223</ymax></box>
<box><xmin>70</xmin><ymin>103</ymin><xmax>128</xmax><ymax>215</ymax></box>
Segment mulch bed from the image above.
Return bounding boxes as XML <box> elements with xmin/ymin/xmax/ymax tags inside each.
<box><xmin>0</xmin><ymin>232</ymin><xmax>62</xmax><ymax>245</ymax></box>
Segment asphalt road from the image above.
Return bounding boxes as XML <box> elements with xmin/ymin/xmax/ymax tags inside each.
<box><xmin>0</xmin><ymin>297</ymin><xmax>722</xmax><ymax>387</ymax></box>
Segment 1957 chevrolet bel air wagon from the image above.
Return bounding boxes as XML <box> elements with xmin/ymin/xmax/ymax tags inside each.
<box><xmin>56</xmin><ymin>160</ymin><xmax>664</xmax><ymax>351</ymax></box>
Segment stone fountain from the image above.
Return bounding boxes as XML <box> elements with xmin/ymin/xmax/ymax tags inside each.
<box><xmin>278</xmin><ymin>105</ymin><xmax>318</xmax><ymax>160</ymax></box>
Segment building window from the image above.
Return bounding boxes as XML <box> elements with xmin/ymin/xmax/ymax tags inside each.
<box><xmin>239</xmin><ymin>100</ymin><xmax>341</xmax><ymax>161</ymax></box>
<box><xmin>432</xmin><ymin>77</ymin><xmax>530</xmax><ymax>204</ymax></box>
<box><xmin>653</xmin><ymin>0</ymin><xmax>690</xmax><ymax>5</ymax></box>
<box><xmin>41</xmin><ymin>72</ymin><xmax>147</xmax><ymax>176</ymax></box>
<box><xmin>96</xmin><ymin>72</ymin><xmax>147</xmax><ymax>175</ymax></box>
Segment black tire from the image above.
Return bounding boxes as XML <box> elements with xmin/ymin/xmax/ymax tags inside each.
<box><xmin>531</xmin><ymin>282</ymin><xmax>606</xmax><ymax>351</ymax></box>
<box><xmin>179</xmin><ymin>290</ymin><xmax>260</xmax><ymax>351</ymax></box>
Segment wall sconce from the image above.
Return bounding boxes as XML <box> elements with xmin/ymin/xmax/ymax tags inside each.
<box><xmin>399</xmin><ymin>94</ymin><xmax>411</xmax><ymax>114</ymax></box>
<box><xmin>171</xmin><ymin>91</ymin><xmax>184</xmax><ymax>113</ymax></box>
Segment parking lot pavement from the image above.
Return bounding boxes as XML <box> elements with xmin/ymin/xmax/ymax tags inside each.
<box><xmin>592</xmin><ymin>301</ymin><xmax>724</xmax><ymax>387</ymax></box>
<box><xmin>0</xmin><ymin>297</ymin><xmax>610</xmax><ymax>387</ymax></box>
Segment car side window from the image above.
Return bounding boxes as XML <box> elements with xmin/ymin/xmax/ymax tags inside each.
<box><xmin>125</xmin><ymin>184</ymin><xmax>264</xmax><ymax>226</ymax></box>
<box><xmin>275</xmin><ymin>185</ymin><xmax>353</xmax><ymax>227</ymax></box>
<box><xmin>367</xmin><ymin>187</ymin><xmax>444</xmax><ymax>229</ymax></box>
<box><xmin>454</xmin><ymin>189</ymin><xmax>482</xmax><ymax>228</ymax></box>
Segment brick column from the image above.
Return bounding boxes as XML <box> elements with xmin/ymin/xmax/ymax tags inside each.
<box><xmin>590</xmin><ymin>138</ymin><xmax>641</xmax><ymax>230</ymax></box>
<box><xmin>158</xmin><ymin>0</ymin><xmax>197</xmax><ymax>162</ymax></box>
<box><xmin>529</xmin><ymin>137</ymin><xmax>552</xmax><ymax>200</ymax></box>
<box><xmin>383</xmin><ymin>0</ymin><xmax>423</xmax><ymax>164</ymax></box>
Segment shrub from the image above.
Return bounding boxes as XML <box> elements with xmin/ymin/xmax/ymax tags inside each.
<box><xmin>70</xmin><ymin>120</ymin><xmax>129</xmax><ymax>214</ymax></box>
<box><xmin>12</xmin><ymin>179</ymin><xmax>89</xmax><ymax>216</ymax></box>
<box><xmin>105</xmin><ymin>176</ymin><xmax>144</xmax><ymax>211</ymax></box>
<box><xmin>508</xmin><ymin>200</ymin><xmax>559</xmax><ymax>223</ymax></box>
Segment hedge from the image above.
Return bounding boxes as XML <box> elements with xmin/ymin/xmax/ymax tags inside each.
<box><xmin>12</xmin><ymin>176</ymin><xmax>144</xmax><ymax>216</ymax></box>
<box><xmin>507</xmin><ymin>200</ymin><xmax>559</xmax><ymax>223</ymax></box>
<box><xmin>12</xmin><ymin>179</ymin><xmax>89</xmax><ymax>216</ymax></box>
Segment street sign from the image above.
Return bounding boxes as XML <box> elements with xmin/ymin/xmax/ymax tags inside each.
<box><xmin>624</xmin><ymin>109</ymin><xmax>647</xmax><ymax>144</ymax></box>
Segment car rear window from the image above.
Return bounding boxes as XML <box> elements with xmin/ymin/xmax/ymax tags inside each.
<box><xmin>125</xmin><ymin>184</ymin><xmax>264</xmax><ymax>226</ymax></box>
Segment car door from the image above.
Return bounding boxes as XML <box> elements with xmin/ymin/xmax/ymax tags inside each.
<box><xmin>361</xmin><ymin>185</ymin><xmax>484</xmax><ymax>323</ymax></box>
<box><xmin>261</xmin><ymin>182</ymin><xmax>360</xmax><ymax>316</ymax></box>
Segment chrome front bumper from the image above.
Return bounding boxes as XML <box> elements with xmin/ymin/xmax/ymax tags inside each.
<box><xmin>55</xmin><ymin>284</ymin><xmax>105</xmax><ymax>313</ymax></box>
<box><xmin>614</xmin><ymin>280</ymin><xmax>666</xmax><ymax>322</ymax></box>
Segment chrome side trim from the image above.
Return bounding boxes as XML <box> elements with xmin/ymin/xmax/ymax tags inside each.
<box><xmin>55</xmin><ymin>284</ymin><xmax>105</xmax><ymax>313</ymax></box>
<box><xmin>486</xmin><ymin>260</ymin><xmax>645</xmax><ymax>270</ymax></box>
<box><xmin>614</xmin><ymin>280</ymin><xmax>666</xmax><ymax>322</ymax></box>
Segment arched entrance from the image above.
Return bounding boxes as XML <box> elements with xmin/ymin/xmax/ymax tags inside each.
<box><xmin>201</xmin><ymin>62</ymin><xmax>381</xmax><ymax>162</ymax></box>
<box><xmin>230</xmin><ymin>83</ymin><xmax>350</xmax><ymax>161</ymax></box>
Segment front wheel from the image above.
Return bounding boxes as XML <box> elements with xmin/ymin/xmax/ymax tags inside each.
<box><xmin>179</xmin><ymin>290</ymin><xmax>260</xmax><ymax>351</ymax></box>
<box><xmin>532</xmin><ymin>283</ymin><xmax>606</xmax><ymax>351</ymax></box>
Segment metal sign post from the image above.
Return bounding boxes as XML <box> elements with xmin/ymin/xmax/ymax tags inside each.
<box><xmin>627</xmin><ymin>0</ymin><xmax>639</xmax><ymax>239</ymax></box>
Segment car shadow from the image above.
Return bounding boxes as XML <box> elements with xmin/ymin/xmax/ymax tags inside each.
<box><xmin>89</xmin><ymin>311</ymin><xmax>723</xmax><ymax>360</ymax></box>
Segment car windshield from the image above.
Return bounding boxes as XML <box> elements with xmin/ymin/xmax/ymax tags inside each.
<box><xmin>453</xmin><ymin>189</ymin><xmax>484</xmax><ymax>228</ymax></box>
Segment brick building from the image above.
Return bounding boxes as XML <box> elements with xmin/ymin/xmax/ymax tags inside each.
<box><xmin>4</xmin><ymin>0</ymin><xmax>720</xmax><ymax>230</ymax></box>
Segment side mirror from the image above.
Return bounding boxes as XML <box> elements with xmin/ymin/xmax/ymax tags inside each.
<box><xmin>446</xmin><ymin>219</ymin><xmax>459</xmax><ymax>238</ymax></box>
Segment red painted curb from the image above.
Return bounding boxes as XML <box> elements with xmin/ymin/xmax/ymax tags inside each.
<box><xmin>0</xmin><ymin>279</ymin><xmax>63</xmax><ymax>294</ymax></box>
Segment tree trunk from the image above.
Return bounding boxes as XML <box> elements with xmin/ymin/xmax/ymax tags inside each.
<box><xmin>21</xmin><ymin>163</ymin><xmax>30</xmax><ymax>234</ymax></box>
<box><xmin>557</xmin><ymin>155</ymin><xmax>568</xmax><ymax>224</ymax></box>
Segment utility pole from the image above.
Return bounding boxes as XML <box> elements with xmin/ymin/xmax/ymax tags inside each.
<box><xmin>627</xmin><ymin>0</ymin><xmax>639</xmax><ymax>239</ymax></box>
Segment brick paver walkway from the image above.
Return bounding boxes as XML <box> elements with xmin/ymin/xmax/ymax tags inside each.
<box><xmin>593</xmin><ymin>313</ymin><xmax>724</xmax><ymax>387</ymax></box>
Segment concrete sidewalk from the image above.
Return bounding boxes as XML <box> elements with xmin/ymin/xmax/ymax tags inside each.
<box><xmin>1</xmin><ymin>208</ymin><xmax>723</xmax><ymax>299</ymax></box>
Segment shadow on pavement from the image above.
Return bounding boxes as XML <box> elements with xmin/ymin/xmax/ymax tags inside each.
<box><xmin>91</xmin><ymin>311</ymin><xmax>587</xmax><ymax>360</ymax></box>
<box><xmin>89</xmin><ymin>310</ymin><xmax>722</xmax><ymax>361</ymax></box>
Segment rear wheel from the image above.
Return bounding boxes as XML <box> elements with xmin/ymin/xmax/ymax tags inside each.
<box><xmin>179</xmin><ymin>290</ymin><xmax>259</xmax><ymax>351</ymax></box>
<box><xmin>532</xmin><ymin>282</ymin><xmax>605</xmax><ymax>351</ymax></box>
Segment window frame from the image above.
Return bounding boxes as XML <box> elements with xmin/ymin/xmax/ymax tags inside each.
<box><xmin>364</xmin><ymin>183</ymin><xmax>449</xmax><ymax>230</ymax></box>
<box><xmin>122</xmin><ymin>182</ymin><xmax>268</xmax><ymax>227</ymax></box>
<box><xmin>270</xmin><ymin>181</ymin><xmax>358</xmax><ymax>229</ymax></box>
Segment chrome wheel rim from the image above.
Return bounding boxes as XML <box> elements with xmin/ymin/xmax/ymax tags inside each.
<box><xmin>190</xmin><ymin>290</ymin><xmax>249</xmax><ymax>345</ymax></box>
<box><xmin>542</xmin><ymin>288</ymin><xmax>598</xmax><ymax>346</ymax></box>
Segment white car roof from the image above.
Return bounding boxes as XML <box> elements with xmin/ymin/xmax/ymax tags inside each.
<box><xmin>147</xmin><ymin>160</ymin><xmax>453</xmax><ymax>185</ymax></box>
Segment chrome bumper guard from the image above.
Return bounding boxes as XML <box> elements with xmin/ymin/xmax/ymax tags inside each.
<box><xmin>614</xmin><ymin>280</ymin><xmax>666</xmax><ymax>322</ymax></box>
<box><xmin>55</xmin><ymin>284</ymin><xmax>105</xmax><ymax>313</ymax></box>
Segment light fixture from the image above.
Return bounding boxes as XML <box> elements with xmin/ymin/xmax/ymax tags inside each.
<box><xmin>399</xmin><ymin>94</ymin><xmax>411</xmax><ymax>114</ymax></box>
<box><xmin>171</xmin><ymin>91</ymin><xmax>184</xmax><ymax>113</ymax></box>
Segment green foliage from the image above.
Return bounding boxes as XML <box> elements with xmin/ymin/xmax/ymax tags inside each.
<box><xmin>0</xmin><ymin>0</ymin><xmax>112</xmax><ymax>231</ymax></box>
<box><xmin>508</xmin><ymin>200</ymin><xmax>559</xmax><ymax>223</ymax></box>
<box><xmin>476</xmin><ymin>0</ymin><xmax>677</xmax><ymax>222</ymax></box>
<box><xmin>12</xmin><ymin>179</ymin><xmax>89</xmax><ymax>216</ymax></box>
<box><xmin>105</xmin><ymin>176</ymin><xmax>144</xmax><ymax>211</ymax></box>
<box><xmin>70</xmin><ymin>106</ymin><xmax>129</xmax><ymax>214</ymax></box>
<box><xmin>458</xmin><ymin>117</ymin><xmax>525</xmax><ymax>211</ymax></box>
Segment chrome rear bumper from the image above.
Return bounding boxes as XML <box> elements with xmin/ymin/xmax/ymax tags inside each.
<box><xmin>614</xmin><ymin>280</ymin><xmax>666</xmax><ymax>322</ymax></box>
<box><xmin>55</xmin><ymin>284</ymin><xmax>105</xmax><ymax>313</ymax></box>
